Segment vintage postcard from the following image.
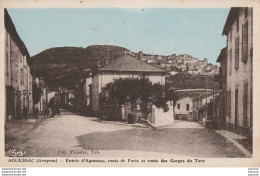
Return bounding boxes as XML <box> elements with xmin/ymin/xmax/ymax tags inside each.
<box><xmin>0</xmin><ymin>0</ymin><xmax>260</xmax><ymax>167</ymax></box>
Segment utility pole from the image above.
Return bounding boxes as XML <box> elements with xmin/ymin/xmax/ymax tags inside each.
<box><xmin>206</xmin><ymin>77</ymin><xmax>208</xmax><ymax>120</ymax></box>
<box><xmin>213</xmin><ymin>71</ymin><xmax>215</xmax><ymax>121</ymax></box>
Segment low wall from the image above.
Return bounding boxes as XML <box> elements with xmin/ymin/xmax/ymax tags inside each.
<box><xmin>101</xmin><ymin>105</ymin><xmax>124</xmax><ymax>121</ymax></box>
<box><xmin>152</xmin><ymin>102</ymin><xmax>174</xmax><ymax>127</ymax></box>
<box><xmin>175</xmin><ymin>114</ymin><xmax>192</xmax><ymax>121</ymax></box>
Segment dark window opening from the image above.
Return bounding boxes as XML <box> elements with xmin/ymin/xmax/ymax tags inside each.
<box><xmin>237</xmin><ymin>18</ymin><xmax>239</xmax><ymax>32</ymax></box>
<box><xmin>235</xmin><ymin>36</ymin><xmax>239</xmax><ymax>69</ymax></box>
<box><xmin>186</xmin><ymin>104</ymin><xmax>190</xmax><ymax>111</ymax></box>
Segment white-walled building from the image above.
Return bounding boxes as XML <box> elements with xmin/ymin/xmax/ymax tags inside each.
<box><xmin>174</xmin><ymin>97</ymin><xmax>193</xmax><ymax>120</ymax></box>
<box><xmin>222</xmin><ymin>7</ymin><xmax>253</xmax><ymax>138</ymax></box>
<box><xmin>92</xmin><ymin>54</ymin><xmax>166</xmax><ymax>112</ymax></box>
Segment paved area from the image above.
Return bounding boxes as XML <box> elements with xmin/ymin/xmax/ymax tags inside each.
<box><xmin>215</xmin><ymin>130</ymin><xmax>252</xmax><ymax>158</ymax></box>
<box><xmin>5</xmin><ymin>112</ymin><xmax>246</xmax><ymax>158</ymax></box>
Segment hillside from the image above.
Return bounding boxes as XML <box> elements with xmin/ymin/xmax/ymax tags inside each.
<box><xmin>30</xmin><ymin>45</ymin><xmax>219</xmax><ymax>90</ymax></box>
<box><xmin>30</xmin><ymin>45</ymin><xmax>130</xmax><ymax>89</ymax></box>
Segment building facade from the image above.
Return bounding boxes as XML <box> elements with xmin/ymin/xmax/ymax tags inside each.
<box><xmin>216</xmin><ymin>47</ymin><xmax>227</xmax><ymax>129</ymax></box>
<box><xmin>5</xmin><ymin>9</ymin><xmax>33</xmax><ymax>122</ymax></box>
<box><xmin>222</xmin><ymin>7</ymin><xmax>253</xmax><ymax>138</ymax></box>
<box><xmin>73</xmin><ymin>76</ymin><xmax>92</xmax><ymax>114</ymax></box>
<box><xmin>92</xmin><ymin>54</ymin><xmax>166</xmax><ymax>112</ymax></box>
<box><xmin>174</xmin><ymin>97</ymin><xmax>193</xmax><ymax>120</ymax></box>
<box><xmin>192</xmin><ymin>94</ymin><xmax>215</xmax><ymax>122</ymax></box>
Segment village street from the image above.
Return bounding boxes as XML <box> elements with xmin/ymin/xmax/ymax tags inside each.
<box><xmin>5</xmin><ymin>111</ymin><xmax>246</xmax><ymax>158</ymax></box>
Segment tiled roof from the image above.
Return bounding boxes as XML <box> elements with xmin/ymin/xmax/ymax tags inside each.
<box><xmin>222</xmin><ymin>7</ymin><xmax>241</xmax><ymax>36</ymax></box>
<box><xmin>99</xmin><ymin>55</ymin><xmax>165</xmax><ymax>73</ymax></box>
<box><xmin>217</xmin><ymin>47</ymin><xmax>227</xmax><ymax>63</ymax></box>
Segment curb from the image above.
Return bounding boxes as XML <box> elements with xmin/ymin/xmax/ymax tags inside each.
<box><xmin>215</xmin><ymin>130</ymin><xmax>252</xmax><ymax>158</ymax></box>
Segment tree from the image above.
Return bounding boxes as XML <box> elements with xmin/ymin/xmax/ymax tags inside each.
<box><xmin>100</xmin><ymin>77</ymin><xmax>179</xmax><ymax>109</ymax></box>
<box><xmin>165</xmin><ymin>85</ymin><xmax>179</xmax><ymax>107</ymax></box>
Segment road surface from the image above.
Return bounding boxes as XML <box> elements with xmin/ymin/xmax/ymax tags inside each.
<box><xmin>6</xmin><ymin>111</ymin><xmax>246</xmax><ymax>158</ymax></box>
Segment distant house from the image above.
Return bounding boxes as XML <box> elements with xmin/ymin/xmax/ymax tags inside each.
<box><xmin>92</xmin><ymin>54</ymin><xmax>166</xmax><ymax>112</ymax></box>
<box><xmin>47</xmin><ymin>91</ymin><xmax>56</xmax><ymax>103</ymax></box>
<box><xmin>192</xmin><ymin>94</ymin><xmax>215</xmax><ymax>121</ymax></box>
<box><xmin>174</xmin><ymin>97</ymin><xmax>193</xmax><ymax>120</ymax></box>
<box><xmin>170</xmin><ymin>71</ymin><xmax>178</xmax><ymax>75</ymax></box>
<box><xmin>34</xmin><ymin>77</ymin><xmax>48</xmax><ymax>112</ymax></box>
<box><xmin>73</xmin><ymin>76</ymin><xmax>92</xmax><ymax>114</ymax></box>
<box><xmin>147</xmin><ymin>58</ymin><xmax>155</xmax><ymax>64</ymax></box>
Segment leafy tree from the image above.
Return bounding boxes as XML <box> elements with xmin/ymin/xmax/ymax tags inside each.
<box><xmin>100</xmin><ymin>77</ymin><xmax>179</xmax><ymax>109</ymax></box>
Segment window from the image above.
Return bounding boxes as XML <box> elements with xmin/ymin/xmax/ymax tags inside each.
<box><xmin>229</xmin><ymin>49</ymin><xmax>232</xmax><ymax>75</ymax></box>
<box><xmin>243</xmin><ymin>82</ymin><xmax>248</xmax><ymax>126</ymax></box>
<box><xmin>242</xmin><ymin>21</ymin><xmax>248</xmax><ymax>62</ymax></box>
<box><xmin>229</xmin><ymin>28</ymin><xmax>232</xmax><ymax>43</ymax></box>
<box><xmin>245</xmin><ymin>8</ymin><xmax>248</xmax><ymax>18</ymax></box>
<box><xmin>250</xmin><ymin>47</ymin><xmax>253</xmax><ymax>60</ymax></box>
<box><xmin>226</xmin><ymin>90</ymin><xmax>231</xmax><ymax>117</ymax></box>
<box><xmin>20</xmin><ymin>69</ymin><xmax>24</xmax><ymax>85</ymax></box>
<box><xmin>237</xmin><ymin>18</ymin><xmax>239</xmax><ymax>32</ymax></box>
<box><xmin>235</xmin><ymin>36</ymin><xmax>239</xmax><ymax>69</ymax></box>
<box><xmin>177</xmin><ymin>103</ymin><xmax>180</xmax><ymax>109</ymax></box>
<box><xmin>186</xmin><ymin>104</ymin><xmax>190</xmax><ymax>111</ymax></box>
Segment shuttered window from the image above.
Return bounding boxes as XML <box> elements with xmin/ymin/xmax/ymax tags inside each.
<box><xmin>242</xmin><ymin>21</ymin><xmax>248</xmax><ymax>62</ymax></box>
<box><xmin>20</xmin><ymin>69</ymin><xmax>24</xmax><ymax>86</ymax></box>
<box><xmin>237</xmin><ymin>18</ymin><xmax>239</xmax><ymax>32</ymax></box>
<box><xmin>243</xmin><ymin>82</ymin><xmax>248</xmax><ymax>126</ymax></box>
<box><xmin>230</xmin><ymin>28</ymin><xmax>232</xmax><ymax>43</ymax></box>
<box><xmin>229</xmin><ymin>49</ymin><xmax>232</xmax><ymax>75</ymax></box>
<box><xmin>235</xmin><ymin>37</ymin><xmax>239</xmax><ymax>69</ymax></box>
<box><xmin>226</xmin><ymin>90</ymin><xmax>231</xmax><ymax>117</ymax></box>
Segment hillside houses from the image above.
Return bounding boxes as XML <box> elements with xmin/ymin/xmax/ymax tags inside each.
<box><xmin>130</xmin><ymin>52</ymin><xmax>219</xmax><ymax>75</ymax></box>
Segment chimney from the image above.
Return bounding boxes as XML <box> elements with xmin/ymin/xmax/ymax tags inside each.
<box><xmin>138</xmin><ymin>51</ymin><xmax>143</xmax><ymax>60</ymax></box>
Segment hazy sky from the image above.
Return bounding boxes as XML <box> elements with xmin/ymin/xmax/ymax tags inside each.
<box><xmin>7</xmin><ymin>8</ymin><xmax>229</xmax><ymax>65</ymax></box>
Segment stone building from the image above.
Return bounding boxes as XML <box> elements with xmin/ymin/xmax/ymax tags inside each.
<box><xmin>5</xmin><ymin>9</ymin><xmax>33</xmax><ymax>122</ymax></box>
<box><xmin>91</xmin><ymin>54</ymin><xmax>166</xmax><ymax>112</ymax></box>
<box><xmin>216</xmin><ymin>47</ymin><xmax>227</xmax><ymax>129</ymax></box>
<box><xmin>222</xmin><ymin>7</ymin><xmax>253</xmax><ymax>138</ymax></box>
<box><xmin>34</xmin><ymin>77</ymin><xmax>48</xmax><ymax>112</ymax></box>
<box><xmin>74</xmin><ymin>76</ymin><xmax>92</xmax><ymax>114</ymax></box>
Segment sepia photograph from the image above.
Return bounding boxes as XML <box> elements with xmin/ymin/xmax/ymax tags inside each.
<box><xmin>0</xmin><ymin>0</ymin><xmax>259</xmax><ymax>167</ymax></box>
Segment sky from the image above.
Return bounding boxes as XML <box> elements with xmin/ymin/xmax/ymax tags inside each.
<box><xmin>7</xmin><ymin>8</ymin><xmax>229</xmax><ymax>65</ymax></box>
